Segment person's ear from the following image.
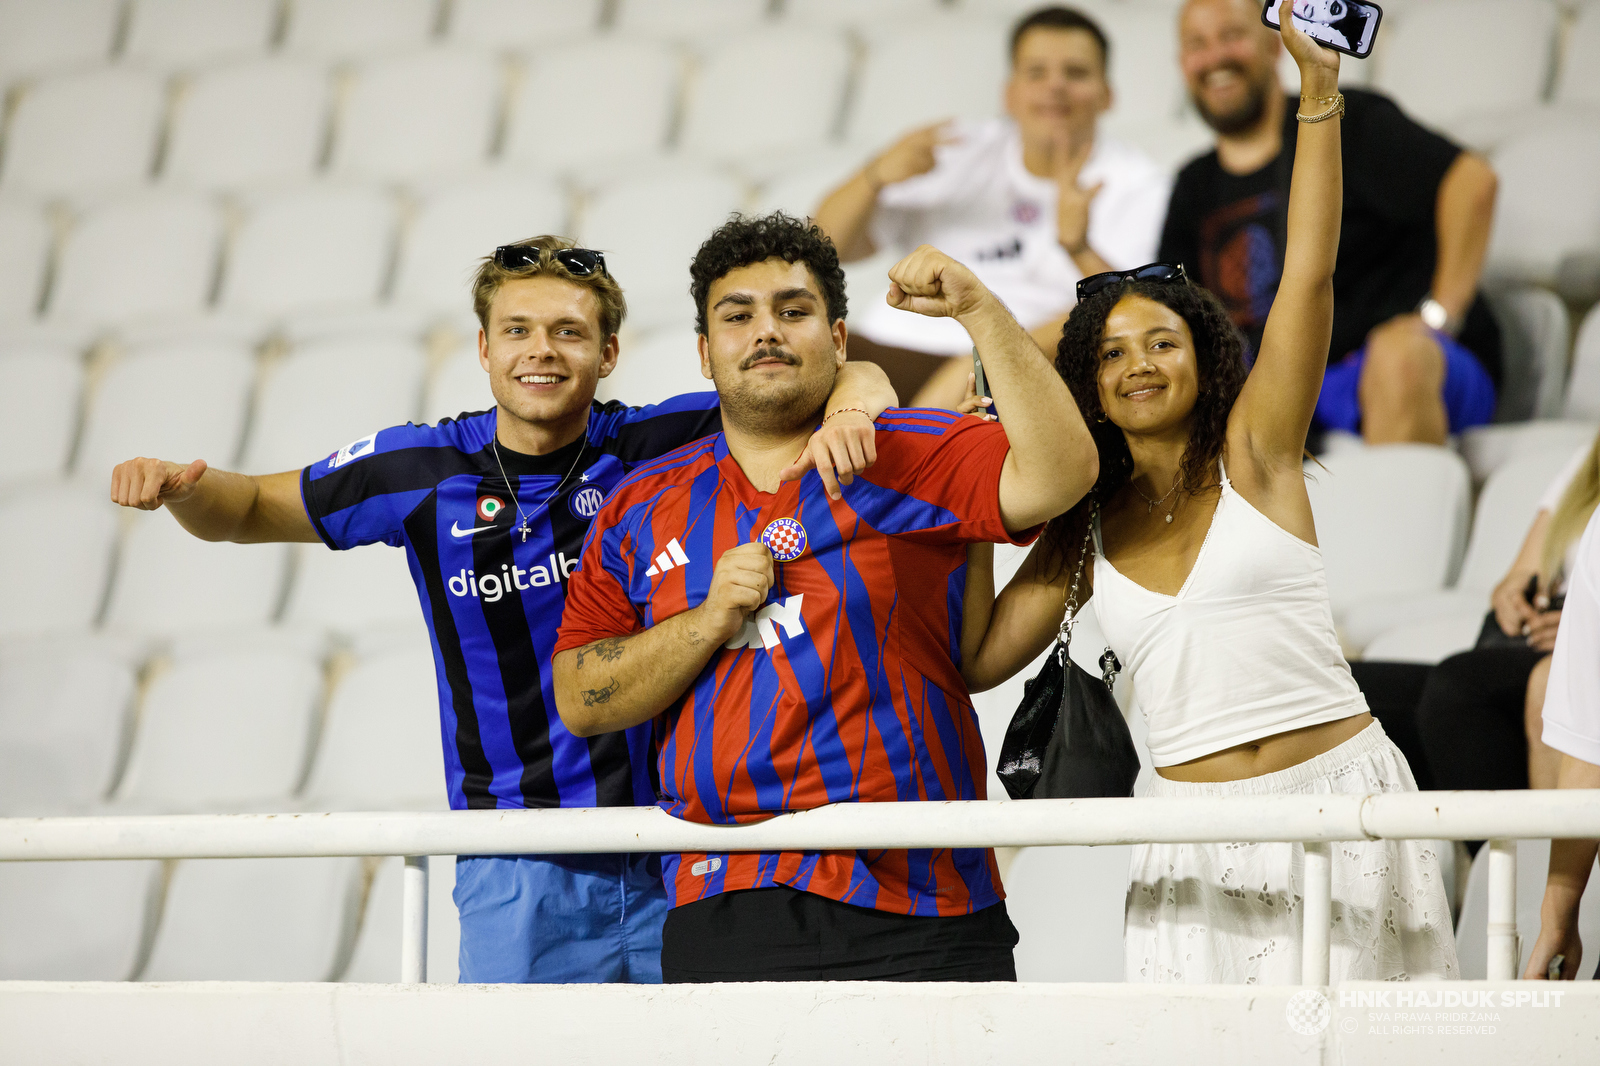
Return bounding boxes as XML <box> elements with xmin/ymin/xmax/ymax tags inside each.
<box><xmin>697</xmin><ymin>333</ymin><xmax>714</xmax><ymax>381</ymax></box>
<box><xmin>597</xmin><ymin>333</ymin><xmax>619</xmax><ymax>379</ymax></box>
<box><xmin>477</xmin><ymin>327</ymin><xmax>490</xmax><ymax>372</ymax></box>
<box><xmin>832</xmin><ymin>318</ymin><xmax>848</xmax><ymax>367</ymax></box>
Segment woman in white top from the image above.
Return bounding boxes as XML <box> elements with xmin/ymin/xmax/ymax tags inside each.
<box><xmin>960</xmin><ymin>5</ymin><xmax>1458</xmax><ymax>984</ymax></box>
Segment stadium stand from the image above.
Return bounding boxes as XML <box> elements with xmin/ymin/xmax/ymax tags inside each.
<box><xmin>448</xmin><ymin>0</ymin><xmax>604</xmax><ymax>47</ymax></box>
<box><xmin>331</xmin><ymin>48</ymin><xmax>504</xmax><ymax>181</ymax></box>
<box><xmin>341</xmin><ymin>854</ymin><xmax>460</xmax><ymax>983</ymax></box>
<box><xmin>119</xmin><ymin>0</ymin><xmax>280</xmax><ymax>68</ymax></box>
<box><xmin>162</xmin><ymin>59</ymin><xmax>333</xmax><ymax>188</ymax></box>
<box><xmin>0</xmin><ymin>0</ymin><xmax>123</xmax><ymax>81</ymax></box>
<box><xmin>0</xmin><ymin>859</ymin><xmax>163</xmax><ymax>980</ymax></box>
<box><xmin>50</xmin><ymin>192</ymin><xmax>224</xmax><ymax>326</ymax></box>
<box><xmin>0</xmin><ymin>199</ymin><xmax>51</xmax><ymax>323</ymax></box>
<box><xmin>0</xmin><ymin>346</ymin><xmax>80</xmax><ymax>486</ymax></box>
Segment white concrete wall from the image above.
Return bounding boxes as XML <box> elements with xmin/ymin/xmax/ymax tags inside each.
<box><xmin>2</xmin><ymin>981</ymin><xmax>1594</xmax><ymax>1065</ymax></box>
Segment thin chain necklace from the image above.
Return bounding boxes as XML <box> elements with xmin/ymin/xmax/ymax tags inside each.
<box><xmin>491</xmin><ymin>434</ymin><xmax>586</xmax><ymax>542</ymax></box>
<box><xmin>1132</xmin><ymin>470</ymin><xmax>1182</xmax><ymax>524</ymax></box>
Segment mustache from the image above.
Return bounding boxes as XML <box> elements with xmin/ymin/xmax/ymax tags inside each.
<box><xmin>739</xmin><ymin>348</ymin><xmax>799</xmax><ymax>370</ymax></box>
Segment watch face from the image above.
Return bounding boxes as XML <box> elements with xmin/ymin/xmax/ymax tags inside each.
<box><xmin>1419</xmin><ymin>298</ymin><xmax>1448</xmax><ymax>331</ymax></box>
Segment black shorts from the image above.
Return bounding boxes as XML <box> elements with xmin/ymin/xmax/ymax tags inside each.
<box><xmin>660</xmin><ymin>886</ymin><xmax>1018</xmax><ymax>983</ymax></box>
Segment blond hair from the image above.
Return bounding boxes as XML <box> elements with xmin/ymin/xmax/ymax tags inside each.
<box><xmin>1543</xmin><ymin>432</ymin><xmax>1600</xmax><ymax>585</ymax></box>
<box><xmin>470</xmin><ymin>235</ymin><xmax>627</xmax><ymax>338</ymax></box>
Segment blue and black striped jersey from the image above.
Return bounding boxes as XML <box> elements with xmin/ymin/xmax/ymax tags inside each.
<box><xmin>300</xmin><ymin>394</ymin><xmax>722</xmax><ymax>811</ymax></box>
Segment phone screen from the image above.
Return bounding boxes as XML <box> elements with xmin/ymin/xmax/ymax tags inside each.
<box><xmin>1262</xmin><ymin>0</ymin><xmax>1382</xmax><ymax>60</ymax></box>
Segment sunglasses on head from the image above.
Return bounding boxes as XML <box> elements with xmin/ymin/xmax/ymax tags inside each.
<box><xmin>1075</xmin><ymin>262</ymin><xmax>1187</xmax><ymax>302</ymax></box>
<box><xmin>493</xmin><ymin>244</ymin><xmax>608</xmax><ymax>277</ymax></box>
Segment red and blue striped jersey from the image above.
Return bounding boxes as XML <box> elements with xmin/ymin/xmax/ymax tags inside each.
<box><xmin>555</xmin><ymin>409</ymin><xmax>1035</xmax><ymax>916</ymax></box>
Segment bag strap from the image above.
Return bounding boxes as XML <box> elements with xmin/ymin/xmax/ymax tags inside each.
<box><xmin>1057</xmin><ymin>502</ymin><xmax>1098</xmax><ymax>653</ymax></box>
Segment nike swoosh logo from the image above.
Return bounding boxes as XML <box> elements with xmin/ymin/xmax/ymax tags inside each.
<box><xmin>450</xmin><ymin>521</ymin><xmax>495</xmax><ymax>538</ymax></box>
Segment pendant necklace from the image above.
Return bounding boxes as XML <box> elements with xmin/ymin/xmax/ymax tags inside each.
<box><xmin>1132</xmin><ymin>471</ymin><xmax>1182</xmax><ymax>524</ymax></box>
<box><xmin>491</xmin><ymin>435</ymin><xmax>586</xmax><ymax>542</ymax></box>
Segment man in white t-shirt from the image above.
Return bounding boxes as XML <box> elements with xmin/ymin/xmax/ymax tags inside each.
<box><xmin>814</xmin><ymin>5</ymin><xmax>1170</xmax><ymax>406</ymax></box>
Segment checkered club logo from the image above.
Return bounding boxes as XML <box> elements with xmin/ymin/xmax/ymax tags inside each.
<box><xmin>1285</xmin><ymin>989</ymin><xmax>1330</xmax><ymax>1035</ymax></box>
<box><xmin>759</xmin><ymin>518</ymin><xmax>808</xmax><ymax>562</ymax></box>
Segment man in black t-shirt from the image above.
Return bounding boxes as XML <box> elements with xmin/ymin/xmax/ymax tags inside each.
<box><xmin>1162</xmin><ymin>0</ymin><xmax>1502</xmax><ymax>447</ymax></box>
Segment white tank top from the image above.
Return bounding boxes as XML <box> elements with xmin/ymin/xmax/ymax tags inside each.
<box><xmin>1092</xmin><ymin>462</ymin><xmax>1366</xmax><ymax>767</ymax></box>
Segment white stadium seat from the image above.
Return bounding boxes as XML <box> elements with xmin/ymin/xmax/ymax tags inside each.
<box><xmin>392</xmin><ymin>174</ymin><xmax>567</xmax><ymax>314</ymax></box>
<box><xmin>754</xmin><ymin>152</ymin><xmax>865</xmax><ymax>219</ymax></box>
<box><xmin>1566</xmin><ymin>302</ymin><xmax>1600</xmax><ymax>422</ymax></box>
<box><xmin>73</xmin><ymin>339</ymin><xmax>257</xmax><ymax>480</ymax></box>
<box><xmin>1455</xmin><ymin>840</ymin><xmax>1600</xmax><ymax>980</ymax></box>
<box><xmin>1006</xmin><ymin>844</ymin><xmax>1132</xmax><ymax>981</ymax></box>
<box><xmin>0</xmin><ymin>349</ymin><xmax>80</xmax><ymax>488</ymax></box>
<box><xmin>102</xmin><ymin>511</ymin><xmax>292</xmax><ymax>638</ymax></box>
<box><xmin>1098</xmin><ymin>3</ymin><xmax>1189</xmax><ymax>130</ymax></box>
<box><xmin>679</xmin><ymin>29</ymin><xmax>851</xmax><ymax>163</ymax></box>
<box><xmin>0</xmin><ymin>484</ymin><xmax>119</xmax><ymax>639</ymax></box>
<box><xmin>331</xmin><ymin>48</ymin><xmax>503</xmax><ymax>181</ymax></box>
<box><xmin>579</xmin><ymin>167</ymin><xmax>747</xmax><ymax>330</ymax></box>
<box><xmin>1486</xmin><ymin>121</ymin><xmax>1600</xmax><ymax>291</ymax></box>
<box><xmin>1305</xmin><ymin>444</ymin><xmax>1471</xmax><ymax>620</ymax></box>
<box><xmin>1482</xmin><ymin>286</ymin><xmax>1572</xmax><ymax>423</ymax></box>
<box><xmin>0</xmin><ymin>199</ymin><xmax>51</xmax><ymax>323</ymax></box>
<box><xmin>340</xmin><ymin>854</ymin><xmax>460</xmax><ymax>983</ymax></box>
<box><xmin>784</xmin><ymin>0</ymin><xmax>946</xmax><ymax>25</ymax></box>
<box><xmin>220</xmin><ymin>186</ymin><xmax>398</xmax><ymax>317</ymax></box>
<box><xmin>240</xmin><ymin>335</ymin><xmax>425</xmax><ymax>474</ymax></box>
<box><xmin>0</xmin><ymin>643</ymin><xmax>137</xmax><ymax>813</ymax></box>
<box><xmin>283</xmin><ymin>0</ymin><xmax>440</xmax><ymax>58</ymax></box>
<box><xmin>597</xmin><ymin>327</ymin><xmax>704</xmax><ymax>409</ymax></box>
<box><xmin>1555</xmin><ymin>2</ymin><xmax>1600</xmax><ymax>110</ymax></box>
<box><xmin>613</xmin><ymin>0</ymin><xmax>770</xmax><ymax>35</ymax></box>
<box><xmin>1374</xmin><ymin>0</ymin><xmax>1557</xmax><ymax>140</ymax></box>
<box><xmin>140</xmin><ymin>857</ymin><xmax>365</xmax><ymax>981</ymax></box>
<box><xmin>113</xmin><ymin>647</ymin><xmax>323</xmax><ymax>810</ymax></box>
<box><xmin>501</xmin><ymin>39</ymin><xmax>682</xmax><ymax>168</ymax></box>
<box><xmin>0</xmin><ymin>0</ymin><xmax>122</xmax><ymax>80</ymax></box>
<box><xmin>282</xmin><ymin>542</ymin><xmax>424</xmax><ymax>636</ymax></box>
<box><xmin>1458</xmin><ymin>419</ymin><xmax>1600</xmax><ymax>486</ymax></box>
<box><xmin>0</xmin><ymin>68</ymin><xmax>167</xmax><ymax>195</ymax></box>
<box><xmin>163</xmin><ymin>59</ymin><xmax>333</xmax><ymax>188</ymax></box>
<box><xmin>0</xmin><ymin>860</ymin><xmax>163</xmax><ymax>980</ymax></box>
<box><xmin>449</xmin><ymin>0</ymin><xmax>603</xmax><ymax>47</ymax></box>
<box><xmin>302</xmin><ymin>645</ymin><xmax>446</xmax><ymax>810</ymax></box>
<box><xmin>846</xmin><ymin>18</ymin><xmax>1009</xmax><ymax>149</ymax></box>
<box><xmin>49</xmin><ymin>192</ymin><xmax>223</xmax><ymax>327</ymax></box>
<box><xmin>423</xmin><ymin>345</ymin><xmax>496</xmax><ymax>423</ymax></box>
<box><xmin>122</xmin><ymin>0</ymin><xmax>279</xmax><ymax>67</ymax></box>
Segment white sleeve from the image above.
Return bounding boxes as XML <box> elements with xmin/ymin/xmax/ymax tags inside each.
<box><xmin>1535</xmin><ymin>444</ymin><xmax>1592</xmax><ymax>514</ymax></box>
<box><xmin>1542</xmin><ymin>508</ymin><xmax>1600</xmax><ymax>766</ymax></box>
<box><xmin>1088</xmin><ymin>162</ymin><xmax>1172</xmax><ymax>271</ymax></box>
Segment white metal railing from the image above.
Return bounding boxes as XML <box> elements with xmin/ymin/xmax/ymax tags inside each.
<box><xmin>4</xmin><ymin>791</ymin><xmax>1598</xmax><ymax>985</ymax></box>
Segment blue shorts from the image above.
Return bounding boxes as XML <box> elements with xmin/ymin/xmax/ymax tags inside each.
<box><xmin>454</xmin><ymin>852</ymin><xmax>667</xmax><ymax>984</ymax></box>
<box><xmin>1314</xmin><ymin>329</ymin><xmax>1497</xmax><ymax>434</ymax></box>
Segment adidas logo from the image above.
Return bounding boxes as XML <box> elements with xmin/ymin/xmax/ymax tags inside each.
<box><xmin>645</xmin><ymin>538</ymin><xmax>691</xmax><ymax>577</ymax></box>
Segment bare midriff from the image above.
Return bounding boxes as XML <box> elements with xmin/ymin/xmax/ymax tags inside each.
<box><xmin>1154</xmin><ymin>711</ymin><xmax>1374</xmax><ymax>783</ymax></box>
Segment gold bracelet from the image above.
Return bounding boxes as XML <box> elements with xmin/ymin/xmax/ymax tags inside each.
<box><xmin>823</xmin><ymin>407</ymin><xmax>872</xmax><ymax>424</ymax></box>
<box><xmin>1297</xmin><ymin>93</ymin><xmax>1344</xmax><ymax>123</ymax></box>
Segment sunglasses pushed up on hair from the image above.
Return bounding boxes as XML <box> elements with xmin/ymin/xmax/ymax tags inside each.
<box><xmin>493</xmin><ymin>244</ymin><xmax>608</xmax><ymax>277</ymax></box>
<box><xmin>1075</xmin><ymin>262</ymin><xmax>1187</xmax><ymax>303</ymax></box>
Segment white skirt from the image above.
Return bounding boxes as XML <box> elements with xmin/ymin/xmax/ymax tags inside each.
<box><xmin>1125</xmin><ymin>720</ymin><xmax>1459</xmax><ymax>984</ymax></box>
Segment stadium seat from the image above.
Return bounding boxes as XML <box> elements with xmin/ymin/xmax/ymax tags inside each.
<box><xmin>1342</xmin><ymin>446</ymin><xmax>1579</xmax><ymax>656</ymax></box>
<box><xmin>301</xmin><ymin>644</ymin><xmax>447</xmax><ymax>810</ymax></box>
<box><xmin>0</xmin><ymin>860</ymin><xmax>163</xmax><ymax>980</ymax></box>
<box><xmin>423</xmin><ymin>344</ymin><xmax>496</xmax><ymax>423</ymax></box>
<box><xmin>121</xmin><ymin>0</ymin><xmax>279</xmax><ymax>67</ymax></box>
<box><xmin>392</xmin><ymin>174</ymin><xmax>567</xmax><ymax>315</ymax></box>
<box><xmin>281</xmin><ymin>542</ymin><xmax>425</xmax><ymax>636</ymax></box>
<box><xmin>1305</xmin><ymin>444</ymin><xmax>1471</xmax><ymax>621</ymax></box>
<box><xmin>0</xmin><ymin>349</ymin><xmax>80</xmax><ymax>488</ymax></box>
<box><xmin>1454</xmin><ymin>840</ymin><xmax>1600</xmax><ymax>980</ymax></box>
<box><xmin>283</xmin><ymin>0</ymin><xmax>440</xmax><ymax>58</ymax></box>
<box><xmin>140</xmin><ymin>856</ymin><xmax>365</xmax><ymax>981</ymax></box>
<box><xmin>578</xmin><ymin>167</ymin><xmax>747</xmax><ymax>330</ymax></box>
<box><xmin>0</xmin><ymin>641</ymin><xmax>137</xmax><ymax>813</ymax></box>
<box><xmin>1566</xmin><ymin>302</ymin><xmax>1600</xmax><ymax>422</ymax></box>
<box><xmin>613</xmin><ymin>0</ymin><xmax>771</xmax><ymax>35</ymax></box>
<box><xmin>239</xmin><ymin>334</ymin><xmax>425</xmax><ymax>474</ymax></box>
<box><xmin>1359</xmin><ymin>614</ymin><xmax>1482</xmax><ymax>665</ymax></box>
<box><xmin>1374</xmin><ymin>0</ymin><xmax>1558</xmax><ymax>142</ymax></box>
<box><xmin>1554</xmin><ymin>2</ymin><xmax>1600</xmax><ymax>110</ymax></box>
<box><xmin>0</xmin><ymin>199</ymin><xmax>50</xmax><ymax>323</ymax></box>
<box><xmin>162</xmin><ymin>59</ymin><xmax>333</xmax><ymax>188</ymax></box>
<box><xmin>102</xmin><ymin>511</ymin><xmax>292</xmax><ymax>639</ymax></box>
<box><xmin>501</xmin><ymin>39</ymin><xmax>682</xmax><ymax>169</ymax></box>
<box><xmin>0</xmin><ymin>0</ymin><xmax>122</xmax><ymax>80</ymax></box>
<box><xmin>448</xmin><ymin>0</ymin><xmax>603</xmax><ymax>46</ymax></box>
<box><xmin>1006</xmin><ymin>844</ymin><xmax>1132</xmax><ymax>981</ymax></box>
<box><xmin>112</xmin><ymin>647</ymin><xmax>323</xmax><ymax>810</ymax></box>
<box><xmin>340</xmin><ymin>854</ymin><xmax>460</xmax><ymax>983</ymax></box>
<box><xmin>679</xmin><ymin>28</ymin><xmax>851</xmax><ymax>164</ymax></box>
<box><xmin>0</xmin><ymin>484</ymin><xmax>120</xmax><ymax>639</ymax></box>
<box><xmin>1483</xmin><ymin>286</ymin><xmax>1572</xmax><ymax>424</ymax></box>
<box><xmin>1459</xmin><ymin>420</ymin><xmax>1600</xmax><ymax>486</ymax></box>
<box><xmin>754</xmin><ymin>151</ymin><xmax>864</xmax><ymax>219</ymax></box>
<box><xmin>330</xmin><ymin>48</ymin><xmax>503</xmax><ymax>181</ymax></box>
<box><xmin>219</xmin><ymin>186</ymin><xmax>398</xmax><ymax>318</ymax></box>
<box><xmin>597</xmin><ymin>327</ymin><xmax>703</xmax><ymax>409</ymax></box>
<box><xmin>784</xmin><ymin>0</ymin><xmax>947</xmax><ymax>25</ymax></box>
<box><xmin>0</xmin><ymin>68</ymin><xmax>167</xmax><ymax>195</ymax></box>
<box><xmin>1485</xmin><ymin>120</ymin><xmax>1600</xmax><ymax>291</ymax></box>
<box><xmin>49</xmin><ymin>192</ymin><xmax>223</xmax><ymax>327</ymax></box>
<box><xmin>846</xmin><ymin>18</ymin><xmax>1009</xmax><ymax>150</ymax></box>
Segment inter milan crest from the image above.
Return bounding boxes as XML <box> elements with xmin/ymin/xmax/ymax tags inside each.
<box><xmin>759</xmin><ymin>518</ymin><xmax>807</xmax><ymax>562</ymax></box>
<box><xmin>476</xmin><ymin>495</ymin><xmax>504</xmax><ymax>522</ymax></box>
<box><xmin>570</xmin><ymin>485</ymin><xmax>605</xmax><ymax>519</ymax></box>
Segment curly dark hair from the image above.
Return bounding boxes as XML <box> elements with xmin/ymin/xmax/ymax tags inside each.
<box><xmin>689</xmin><ymin>211</ymin><xmax>848</xmax><ymax>335</ymax></box>
<box><xmin>1038</xmin><ymin>277</ymin><xmax>1249</xmax><ymax>578</ymax></box>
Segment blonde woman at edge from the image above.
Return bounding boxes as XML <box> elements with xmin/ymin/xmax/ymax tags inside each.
<box><xmin>959</xmin><ymin>3</ymin><xmax>1458</xmax><ymax>984</ymax></box>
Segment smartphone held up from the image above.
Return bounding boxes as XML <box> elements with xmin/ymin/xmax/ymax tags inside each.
<box><xmin>1262</xmin><ymin>0</ymin><xmax>1382</xmax><ymax>59</ymax></box>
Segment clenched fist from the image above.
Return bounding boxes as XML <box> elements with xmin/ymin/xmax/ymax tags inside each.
<box><xmin>885</xmin><ymin>245</ymin><xmax>994</xmax><ymax>322</ymax></box>
<box><xmin>694</xmin><ymin>542</ymin><xmax>774</xmax><ymax>645</ymax></box>
<box><xmin>110</xmin><ymin>457</ymin><xmax>207</xmax><ymax>511</ymax></box>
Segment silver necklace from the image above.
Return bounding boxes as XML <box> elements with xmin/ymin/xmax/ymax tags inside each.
<box><xmin>1132</xmin><ymin>471</ymin><xmax>1182</xmax><ymax>524</ymax></box>
<box><xmin>491</xmin><ymin>435</ymin><xmax>586</xmax><ymax>542</ymax></box>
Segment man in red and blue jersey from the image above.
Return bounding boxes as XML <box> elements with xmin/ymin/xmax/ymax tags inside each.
<box><xmin>553</xmin><ymin>213</ymin><xmax>1098</xmax><ymax>981</ymax></box>
<box><xmin>109</xmin><ymin>235</ymin><xmax>894</xmax><ymax>984</ymax></box>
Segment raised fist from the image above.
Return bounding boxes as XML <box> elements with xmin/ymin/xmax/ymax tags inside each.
<box><xmin>885</xmin><ymin>245</ymin><xmax>993</xmax><ymax>322</ymax></box>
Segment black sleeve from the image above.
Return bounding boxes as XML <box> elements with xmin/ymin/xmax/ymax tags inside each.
<box><xmin>598</xmin><ymin>394</ymin><xmax>724</xmax><ymax>466</ymax></box>
<box><xmin>1157</xmin><ymin>162</ymin><xmax>1204</xmax><ymax>275</ymax></box>
<box><xmin>1343</xmin><ymin>90</ymin><xmax>1461</xmax><ymax>225</ymax></box>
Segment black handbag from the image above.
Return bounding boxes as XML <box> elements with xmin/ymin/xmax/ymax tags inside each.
<box><xmin>996</xmin><ymin>510</ymin><xmax>1141</xmax><ymax>800</ymax></box>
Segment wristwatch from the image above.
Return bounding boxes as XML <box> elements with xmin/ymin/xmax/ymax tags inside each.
<box><xmin>1417</xmin><ymin>295</ymin><xmax>1453</xmax><ymax>334</ymax></box>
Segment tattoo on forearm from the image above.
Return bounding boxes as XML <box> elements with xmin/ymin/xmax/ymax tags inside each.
<box><xmin>575</xmin><ymin>637</ymin><xmax>626</xmax><ymax>669</ymax></box>
<box><xmin>581</xmin><ymin>677</ymin><xmax>621</xmax><ymax>707</ymax></box>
